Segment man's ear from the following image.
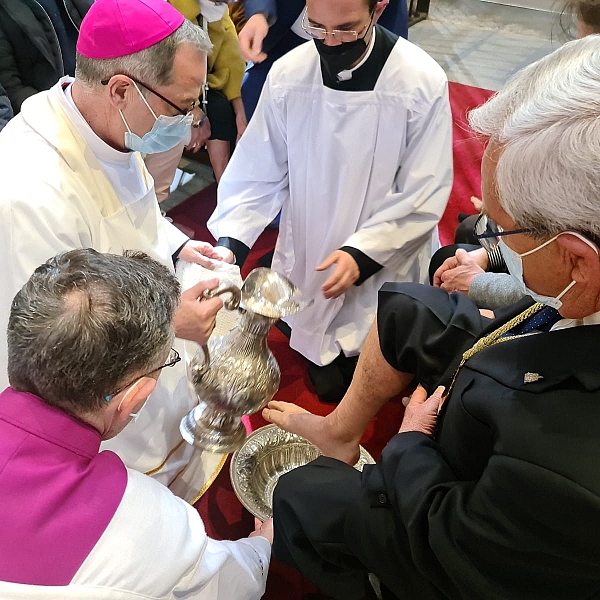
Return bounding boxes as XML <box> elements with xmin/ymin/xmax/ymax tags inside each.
<box><xmin>373</xmin><ymin>0</ymin><xmax>390</xmax><ymax>20</ymax></box>
<box><xmin>557</xmin><ymin>233</ymin><xmax>600</xmax><ymax>287</ymax></box>
<box><xmin>105</xmin><ymin>75</ymin><xmax>135</xmax><ymax>111</ymax></box>
<box><xmin>116</xmin><ymin>377</ymin><xmax>157</xmax><ymax>422</ymax></box>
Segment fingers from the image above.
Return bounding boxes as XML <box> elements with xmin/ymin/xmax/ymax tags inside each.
<box><xmin>433</xmin><ymin>256</ymin><xmax>458</xmax><ymax>287</ymax></box>
<box><xmin>408</xmin><ymin>385</ymin><xmax>428</xmax><ymax>406</ymax></box>
<box><xmin>427</xmin><ymin>386</ymin><xmax>446</xmax><ymax>412</ymax></box>
<box><xmin>239</xmin><ymin>16</ymin><xmax>269</xmax><ymax>63</ymax></box>
<box><xmin>198</xmin><ymin>296</ymin><xmax>224</xmax><ymax>318</ymax></box>
<box><xmin>316</xmin><ymin>254</ymin><xmax>336</xmax><ymax>272</ymax></box>
<box><xmin>408</xmin><ymin>384</ymin><xmax>445</xmax><ymax>407</ymax></box>
<box><xmin>181</xmin><ymin>278</ymin><xmax>220</xmax><ymax>301</ymax></box>
<box><xmin>454</xmin><ymin>248</ymin><xmax>474</xmax><ymax>266</ymax></box>
<box><xmin>322</xmin><ymin>276</ymin><xmax>351</xmax><ymax>299</ymax></box>
<box><xmin>317</xmin><ymin>253</ymin><xmax>358</xmax><ymax>298</ymax></box>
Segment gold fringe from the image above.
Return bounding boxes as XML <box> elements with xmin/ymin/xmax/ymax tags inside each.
<box><xmin>189</xmin><ymin>453</ymin><xmax>229</xmax><ymax>506</ymax></box>
<box><xmin>144</xmin><ymin>439</ymin><xmax>186</xmax><ymax>477</ymax></box>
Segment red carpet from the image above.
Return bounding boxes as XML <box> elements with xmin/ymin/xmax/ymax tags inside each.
<box><xmin>438</xmin><ymin>82</ymin><xmax>494</xmax><ymax>245</ymax></box>
<box><xmin>167</xmin><ymin>81</ymin><xmax>494</xmax><ymax>599</ymax></box>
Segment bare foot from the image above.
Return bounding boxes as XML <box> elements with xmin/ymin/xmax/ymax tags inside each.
<box><xmin>262</xmin><ymin>400</ymin><xmax>361</xmax><ymax>465</ymax></box>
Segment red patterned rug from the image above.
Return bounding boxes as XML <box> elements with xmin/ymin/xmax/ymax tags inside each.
<box><xmin>167</xmin><ymin>81</ymin><xmax>494</xmax><ymax>599</ymax></box>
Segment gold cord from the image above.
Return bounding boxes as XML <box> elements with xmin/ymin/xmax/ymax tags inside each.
<box><xmin>440</xmin><ymin>302</ymin><xmax>545</xmax><ymax>410</ymax></box>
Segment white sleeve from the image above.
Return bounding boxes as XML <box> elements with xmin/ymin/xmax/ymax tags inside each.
<box><xmin>343</xmin><ymin>79</ymin><xmax>453</xmax><ymax>275</ymax></box>
<box><xmin>72</xmin><ymin>468</ymin><xmax>271</xmax><ymax>600</ymax></box>
<box><xmin>160</xmin><ymin>215</ymin><xmax>190</xmax><ymax>256</ymax></box>
<box><xmin>207</xmin><ymin>74</ymin><xmax>290</xmax><ymax>246</ymax></box>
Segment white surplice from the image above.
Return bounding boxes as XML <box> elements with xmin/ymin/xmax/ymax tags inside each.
<box><xmin>0</xmin><ymin>468</ymin><xmax>270</xmax><ymax>600</ymax></box>
<box><xmin>209</xmin><ymin>37</ymin><xmax>453</xmax><ymax>366</ymax></box>
<box><xmin>0</xmin><ymin>78</ymin><xmax>225</xmax><ymax>501</ymax></box>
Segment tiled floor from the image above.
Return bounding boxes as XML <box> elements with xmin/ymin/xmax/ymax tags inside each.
<box><xmin>408</xmin><ymin>0</ymin><xmax>563</xmax><ymax>90</ymax></box>
<box><xmin>166</xmin><ymin>0</ymin><xmax>565</xmax><ymax>209</ymax></box>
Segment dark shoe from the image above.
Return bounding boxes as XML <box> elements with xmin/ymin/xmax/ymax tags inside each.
<box><xmin>334</xmin><ymin>353</ymin><xmax>358</xmax><ymax>389</ymax></box>
<box><xmin>307</xmin><ymin>361</ymin><xmax>347</xmax><ymax>404</ymax></box>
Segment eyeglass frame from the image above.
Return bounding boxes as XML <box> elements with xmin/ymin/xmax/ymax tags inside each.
<box><xmin>300</xmin><ymin>7</ymin><xmax>375</xmax><ymax>43</ymax></box>
<box><xmin>472</xmin><ymin>213</ymin><xmax>535</xmax><ymax>253</ymax></box>
<box><xmin>473</xmin><ymin>213</ymin><xmax>600</xmax><ymax>253</ymax></box>
<box><xmin>105</xmin><ymin>348</ymin><xmax>181</xmax><ymax>402</ymax></box>
<box><xmin>101</xmin><ymin>75</ymin><xmax>206</xmax><ymax>126</ymax></box>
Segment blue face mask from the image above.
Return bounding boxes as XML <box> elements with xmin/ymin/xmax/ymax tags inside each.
<box><xmin>120</xmin><ymin>82</ymin><xmax>193</xmax><ymax>154</ymax></box>
<box><xmin>499</xmin><ymin>231</ymin><xmax>598</xmax><ymax>309</ymax></box>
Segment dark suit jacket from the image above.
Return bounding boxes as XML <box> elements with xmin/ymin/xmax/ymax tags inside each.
<box><xmin>346</xmin><ymin>284</ymin><xmax>600</xmax><ymax>598</ymax></box>
<box><xmin>0</xmin><ymin>0</ymin><xmax>91</xmax><ymax>112</ymax></box>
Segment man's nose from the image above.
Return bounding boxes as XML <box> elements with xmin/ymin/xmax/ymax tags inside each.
<box><xmin>323</xmin><ymin>31</ymin><xmax>342</xmax><ymax>46</ymax></box>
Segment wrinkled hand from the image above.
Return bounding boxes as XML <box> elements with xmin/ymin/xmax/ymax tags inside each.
<box><xmin>174</xmin><ymin>279</ymin><xmax>223</xmax><ymax>345</ymax></box>
<box><xmin>179</xmin><ymin>240</ymin><xmax>231</xmax><ymax>268</ymax></box>
<box><xmin>186</xmin><ymin>117</ymin><xmax>211</xmax><ymax>153</ymax></box>
<box><xmin>399</xmin><ymin>385</ymin><xmax>445</xmax><ymax>437</ymax></box>
<box><xmin>239</xmin><ymin>13</ymin><xmax>269</xmax><ymax>63</ymax></box>
<box><xmin>316</xmin><ymin>250</ymin><xmax>359</xmax><ymax>299</ymax></box>
<box><xmin>433</xmin><ymin>248</ymin><xmax>487</xmax><ymax>295</ymax></box>
<box><xmin>249</xmin><ymin>517</ymin><xmax>274</xmax><ymax>544</ymax></box>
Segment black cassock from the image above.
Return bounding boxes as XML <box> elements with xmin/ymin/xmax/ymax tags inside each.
<box><xmin>273</xmin><ymin>283</ymin><xmax>600</xmax><ymax>599</ymax></box>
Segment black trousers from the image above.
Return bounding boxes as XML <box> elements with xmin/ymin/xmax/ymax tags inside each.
<box><xmin>273</xmin><ymin>457</ymin><xmax>369</xmax><ymax>600</ymax></box>
<box><xmin>273</xmin><ymin>457</ymin><xmax>445</xmax><ymax>600</ymax></box>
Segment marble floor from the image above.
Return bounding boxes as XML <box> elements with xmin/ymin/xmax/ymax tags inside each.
<box><xmin>408</xmin><ymin>0</ymin><xmax>564</xmax><ymax>90</ymax></box>
<box><xmin>164</xmin><ymin>0</ymin><xmax>567</xmax><ymax>211</ymax></box>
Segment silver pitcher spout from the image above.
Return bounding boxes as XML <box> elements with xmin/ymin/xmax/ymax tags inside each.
<box><xmin>180</xmin><ymin>268</ymin><xmax>311</xmax><ymax>453</ymax></box>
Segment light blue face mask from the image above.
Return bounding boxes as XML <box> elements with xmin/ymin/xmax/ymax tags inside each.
<box><xmin>499</xmin><ymin>231</ymin><xmax>598</xmax><ymax>309</ymax></box>
<box><xmin>120</xmin><ymin>82</ymin><xmax>193</xmax><ymax>154</ymax></box>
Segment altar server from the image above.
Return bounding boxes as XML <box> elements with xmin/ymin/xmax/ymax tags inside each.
<box><xmin>0</xmin><ymin>0</ymin><xmax>232</xmax><ymax>500</ymax></box>
<box><xmin>0</xmin><ymin>249</ymin><xmax>272</xmax><ymax>600</ymax></box>
<box><xmin>209</xmin><ymin>0</ymin><xmax>453</xmax><ymax>402</ymax></box>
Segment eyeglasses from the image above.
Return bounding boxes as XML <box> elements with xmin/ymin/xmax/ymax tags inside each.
<box><xmin>105</xmin><ymin>348</ymin><xmax>181</xmax><ymax>401</ymax></box>
<box><xmin>301</xmin><ymin>8</ymin><xmax>374</xmax><ymax>43</ymax></box>
<box><xmin>473</xmin><ymin>214</ymin><xmax>534</xmax><ymax>253</ymax></box>
<box><xmin>101</xmin><ymin>75</ymin><xmax>200</xmax><ymax>117</ymax></box>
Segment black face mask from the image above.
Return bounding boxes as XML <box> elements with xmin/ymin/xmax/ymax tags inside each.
<box><xmin>314</xmin><ymin>37</ymin><xmax>368</xmax><ymax>80</ymax></box>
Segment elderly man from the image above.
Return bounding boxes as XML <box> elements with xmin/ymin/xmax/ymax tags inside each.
<box><xmin>210</xmin><ymin>0</ymin><xmax>453</xmax><ymax>403</ymax></box>
<box><xmin>0</xmin><ymin>249</ymin><xmax>272</xmax><ymax>599</ymax></box>
<box><xmin>0</xmin><ymin>0</ymin><xmax>230</xmax><ymax>500</ymax></box>
<box><xmin>264</xmin><ymin>36</ymin><xmax>600</xmax><ymax>599</ymax></box>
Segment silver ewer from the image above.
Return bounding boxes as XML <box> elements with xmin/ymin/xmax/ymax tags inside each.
<box><xmin>180</xmin><ymin>268</ymin><xmax>311</xmax><ymax>453</ymax></box>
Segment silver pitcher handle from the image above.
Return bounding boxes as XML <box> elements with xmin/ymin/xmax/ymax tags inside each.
<box><xmin>195</xmin><ymin>282</ymin><xmax>242</xmax><ymax>377</ymax></box>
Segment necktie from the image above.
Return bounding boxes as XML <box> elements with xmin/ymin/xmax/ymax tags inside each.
<box><xmin>507</xmin><ymin>305</ymin><xmax>562</xmax><ymax>336</ymax></box>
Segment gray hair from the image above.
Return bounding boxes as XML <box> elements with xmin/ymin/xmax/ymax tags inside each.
<box><xmin>469</xmin><ymin>35</ymin><xmax>600</xmax><ymax>239</ymax></box>
<box><xmin>75</xmin><ymin>19</ymin><xmax>212</xmax><ymax>88</ymax></box>
<box><xmin>7</xmin><ymin>249</ymin><xmax>181</xmax><ymax>416</ymax></box>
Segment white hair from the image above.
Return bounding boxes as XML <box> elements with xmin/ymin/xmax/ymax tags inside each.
<box><xmin>76</xmin><ymin>19</ymin><xmax>212</xmax><ymax>89</ymax></box>
<box><xmin>469</xmin><ymin>34</ymin><xmax>600</xmax><ymax>239</ymax></box>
